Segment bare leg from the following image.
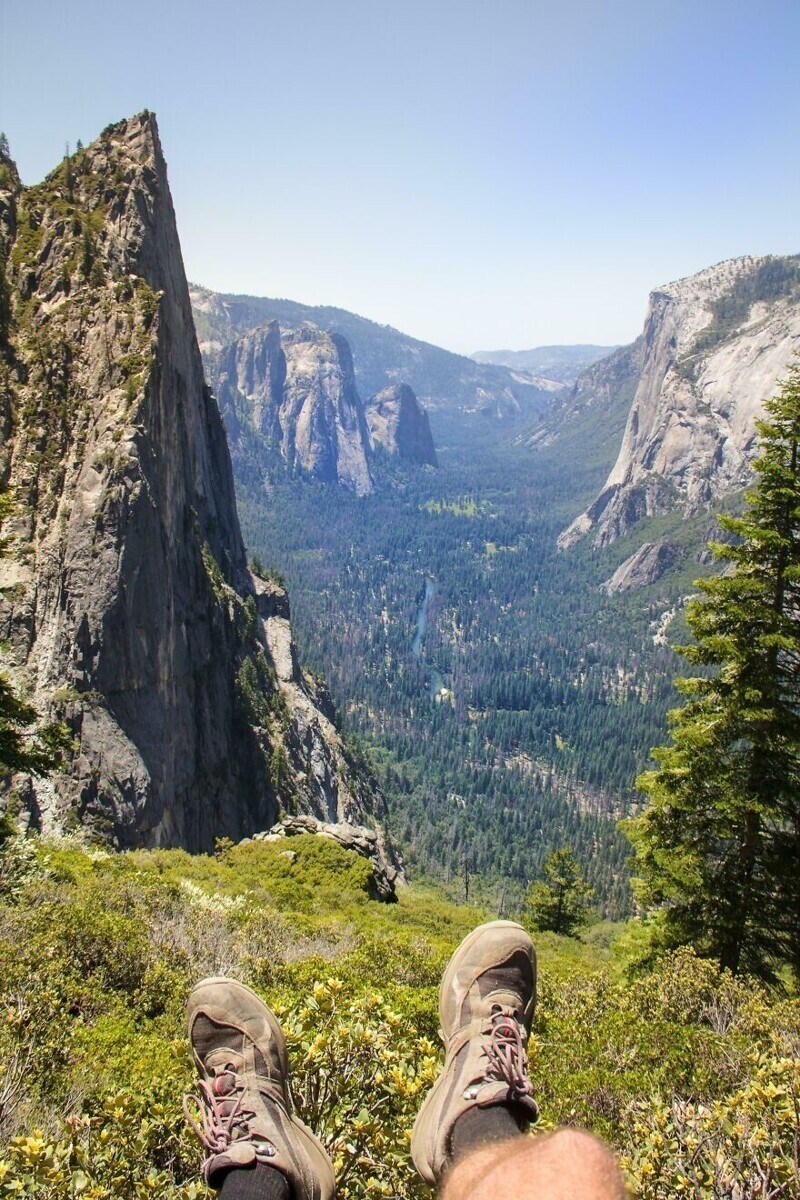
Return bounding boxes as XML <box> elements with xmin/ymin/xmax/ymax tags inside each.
<box><xmin>411</xmin><ymin>923</ymin><xmax>627</xmax><ymax>1199</ymax></box>
<box><xmin>442</xmin><ymin>1129</ymin><xmax>628</xmax><ymax>1200</ymax></box>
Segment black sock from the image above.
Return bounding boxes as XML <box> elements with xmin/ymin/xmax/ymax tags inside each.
<box><xmin>217</xmin><ymin>1163</ymin><xmax>291</xmax><ymax>1200</ymax></box>
<box><xmin>451</xmin><ymin>1103</ymin><xmax>528</xmax><ymax>1162</ymax></box>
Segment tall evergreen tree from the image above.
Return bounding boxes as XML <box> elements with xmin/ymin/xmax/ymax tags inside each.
<box><xmin>627</xmin><ymin>366</ymin><xmax>800</xmax><ymax>982</ymax></box>
<box><xmin>524</xmin><ymin>846</ymin><xmax>594</xmax><ymax>935</ymax></box>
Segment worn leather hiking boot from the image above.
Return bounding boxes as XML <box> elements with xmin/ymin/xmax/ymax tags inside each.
<box><xmin>411</xmin><ymin>920</ymin><xmax>538</xmax><ymax>1185</ymax></box>
<box><xmin>184</xmin><ymin>977</ymin><xmax>335</xmax><ymax>1199</ymax></box>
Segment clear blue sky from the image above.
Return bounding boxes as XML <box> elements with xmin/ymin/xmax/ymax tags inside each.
<box><xmin>2</xmin><ymin>0</ymin><xmax>798</xmax><ymax>354</ymax></box>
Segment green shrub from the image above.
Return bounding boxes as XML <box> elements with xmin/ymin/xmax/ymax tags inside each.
<box><xmin>620</xmin><ymin>1054</ymin><xmax>800</xmax><ymax>1197</ymax></box>
<box><xmin>0</xmin><ymin>838</ymin><xmax>796</xmax><ymax>1198</ymax></box>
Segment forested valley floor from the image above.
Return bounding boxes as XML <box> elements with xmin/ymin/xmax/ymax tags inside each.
<box><xmin>234</xmin><ymin>407</ymin><xmax>715</xmax><ymax>915</ymax></box>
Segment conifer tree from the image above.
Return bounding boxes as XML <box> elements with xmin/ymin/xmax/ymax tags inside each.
<box><xmin>524</xmin><ymin>846</ymin><xmax>594</xmax><ymax>935</ymax></box>
<box><xmin>627</xmin><ymin>366</ymin><xmax>800</xmax><ymax>982</ymax></box>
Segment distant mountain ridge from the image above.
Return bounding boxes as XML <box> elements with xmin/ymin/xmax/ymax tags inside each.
<box><xmin>190</xmin><ymin>286</ymin><xmax>551</xmax><ymax>424</ymax></box>
<box><xmin>471</xmin><ymin>343</ymin><xmax>619</xmax><ymax>385</ymax></box>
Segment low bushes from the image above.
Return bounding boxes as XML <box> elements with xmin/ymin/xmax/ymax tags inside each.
<box><xmin>0</xmin><ymin>835</ymin><xmax>796</xmax><ymax>1198</ymax></box>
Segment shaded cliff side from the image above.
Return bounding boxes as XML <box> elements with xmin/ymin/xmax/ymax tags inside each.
<box><xmin>365</xmin><ymin>383</ymin><xmax>438</xmax><ymax>466</ymax></box>
<box><xmin>559</xmin><ymin>255</ymin><xmax>800</xmax><ymax>550</ymax></box>
<box><xmin>0</xmin><ymin>114</ymin><xmax>387</xmax><ymax>851</ymax></box>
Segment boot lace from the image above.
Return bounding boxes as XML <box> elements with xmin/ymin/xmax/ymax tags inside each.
<box><xmin>183</xmin><ymin>1065</ymin><xmax>275</xmax><ymax>1173</ymax></box>
<box><xmin>484</xmin><ymin>1007</ymin><xmax>537</xmax><ymax>1106</ymax></box>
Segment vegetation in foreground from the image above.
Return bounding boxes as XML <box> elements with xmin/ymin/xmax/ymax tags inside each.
<box><xmin>0</xmin><ymin>831</ymin><xmax>796</xmax><ymax>1199</ymax></box>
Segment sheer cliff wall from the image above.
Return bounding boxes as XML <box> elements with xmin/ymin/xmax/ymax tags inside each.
<box><xmin>0</xmin><ymin>113</ymin><xmax>385</xmax><ymax>850</ymax></box>
<box><xmin>560</xmin><ymin>256</ymin><xmax>800</xmax><ymax>550</ymax></box>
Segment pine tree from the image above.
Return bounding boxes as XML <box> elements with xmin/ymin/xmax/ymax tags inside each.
<box><xmin>626</xmin><ymin>366</ymin><xmax>800</xmax><ymax>983</ymax></box>
<box><xmin>524</xmin><ymin>846</ymin><xmax>594</xmax><ymax>935</ymax></box>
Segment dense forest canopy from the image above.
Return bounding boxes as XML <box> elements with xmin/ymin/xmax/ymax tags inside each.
<box><xmin>233</xmin><ymin>398</ymin><xmax>705</xmax><ymax>915</ymax></box>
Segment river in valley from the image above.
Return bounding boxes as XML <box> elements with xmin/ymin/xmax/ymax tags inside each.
<box><xmin>412</xmin><ymin>578</ymin><xmax>447</xmax><ymax>699</ymax></box>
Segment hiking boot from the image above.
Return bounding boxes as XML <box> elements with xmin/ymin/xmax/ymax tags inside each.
<box><xmin>184</xmin><ymin>977</ymin><xmax>335</xmax><ymax>1199</ymax></box>
<box><xmin>411</xmin><ymin>920</ymin><xmax>538</xmax><ymax>1185</ymax></box>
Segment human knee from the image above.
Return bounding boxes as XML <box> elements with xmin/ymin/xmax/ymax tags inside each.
<box><xmin>536</xmin><ymin>1126</ymin><xmax>619</xmax><ymax>1164</ymax></box>
<box><xmin>524</xmin><ymin>1129</ymin><xmax>626</xmax><ymax>1198</ymax></box>
<box><xmin>442</xmin><ymin>1128</ymin><xmax>627</xmax><ymax>1200</ymax></box>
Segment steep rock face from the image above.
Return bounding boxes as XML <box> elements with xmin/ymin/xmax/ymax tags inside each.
<box><xmin>0</xmin><ymin>114</ymin><xmax>386</xmax><ymax>849</ymax></box>
<box><xmin>364</xmin><ymin>384</ymin><xmax>437</xmax><ymax>466</ymax></box>
<box><xmin>190</xmin><ymin>285</ymin><xmax>551</xmax><ymax>424</ymax></box>
<box><xmin>559</xmin><ymin>255</ymin><xmax>800</xmax><ymax>549</ymax></box>
<box><xmin>599</xmin><ymin>541</ymin><xmax>678</xmax><ymax>595</ymax></box>
<box><xmin>213</xmin><ymin>322</ymin><xmax>374</xmax><ymax>495</ymax></box>
<box><xmin>281</xmin><ymin>326</ymin><xmax>374</xmax><ymax>494</ymax></box>
<box><xmin>220</xmin><ymin>320</ymin><xmax>285</xmax><ymax>443</ymax></box>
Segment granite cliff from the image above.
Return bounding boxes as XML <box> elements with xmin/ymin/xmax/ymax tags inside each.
<box><xmin>190</xmin><ymin>285</ymin><xmax>551</xmax><ymax>425</ymax></box>
<box><xmin>559</xmin><ymin>255</ymin><xmax>800</xmax><ymax>550</ymax></box>
<box><xmin>364</xmin><ymin>383</ymin><xmax>437</xmax><ymax>466</ymax></box>
<box><xmin>213</xmin><ymin>321</ymin><xmax>374</xmax><ymax>495</ymax></box>
<box><xmin>210</xmin><ymin>321</ymin><xmax>439</xmax><ymax>489</ymax></box>
<box><xmin>0</xmin><ymin>114</ymin><xmax>387</xmax><ymax>851</ymax></box>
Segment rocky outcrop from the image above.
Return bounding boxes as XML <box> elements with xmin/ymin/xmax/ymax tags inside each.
<box><xmin>213</xmin><ymin>322</ymin><xmax>374</xmax><ymax>495</ymax></box>
<box><xmin>281</xmin><ymin>326</ymin><xmax>374</xmax><ymax>494</ymax></box>
<box><xmin>0</xmin><ymin>113</ymin><xmax>386</xmax><ymax>849</ymax></box>
<box><xmin>190</xmin><ymin>285</ymin><xmax>551</xmax><ymax>424</ymax></box>
<box><xmin>559</xmin><ymin>256</ymin><xmax>800</xmax><ymax>549</ymax></box>
<box><xmin>364</xmin><ymin>384</ymin><xmax>437</xmax><ymax>466</ymax></box>
<box><xmin>246</xmin><ymin>813</ymin><xmax>401</xmax><ymax>901</ymax></box>
<box><xmin>599</xmin><ymin>541</ymin><xmax>679</xmax><ymax>595</ymax></box>
<box><xmin>217</xmin><ymin>320</ymin><xmax>285</xmax><ymax>444</ymax></box>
